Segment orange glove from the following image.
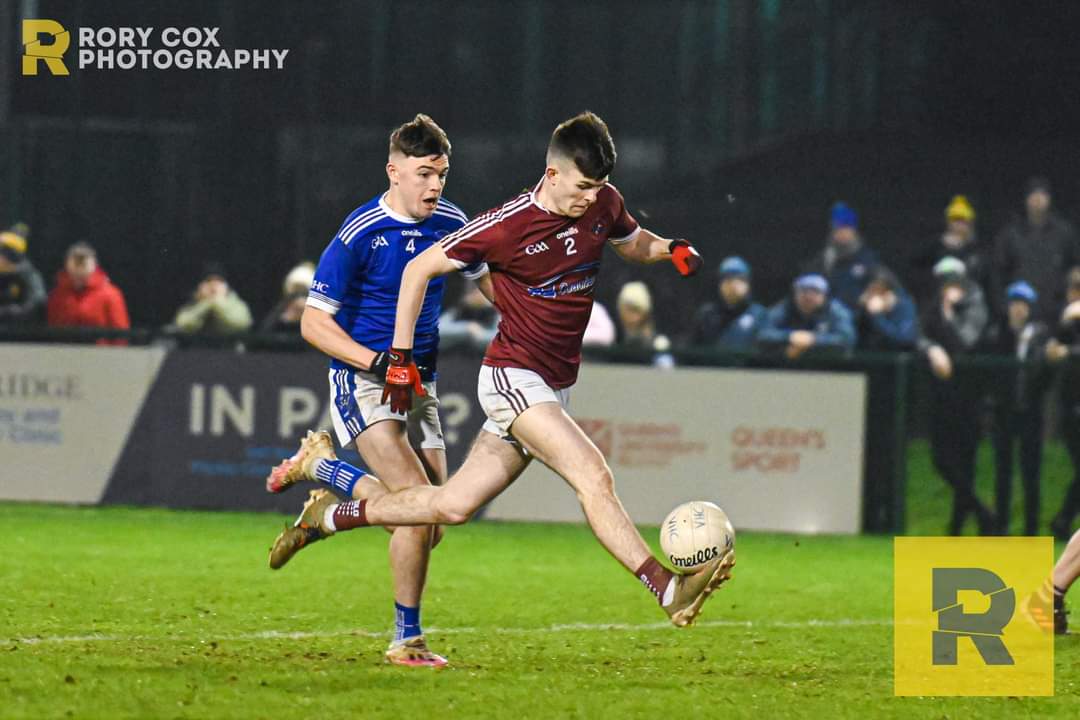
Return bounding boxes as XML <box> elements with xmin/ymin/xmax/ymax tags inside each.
<box><xmin>669</xmin><ymin>239</ymin><xmax>702</xmax><ymax>277</ymax></box>
<box><xmin>380</xmin><ymin>347</ymin><xmax>427</xmax><ymax>414</ymax></box>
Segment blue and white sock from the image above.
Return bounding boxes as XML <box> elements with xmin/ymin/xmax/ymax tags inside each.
<box><xmin>394</xmin><ymin>602</ymin><xmax>423</xmax><ymax>643</ymax></box>
<box><xmin>313</xmin><ymin>459</ymin><xmax>363</xmax><ymax>498</ymax></box>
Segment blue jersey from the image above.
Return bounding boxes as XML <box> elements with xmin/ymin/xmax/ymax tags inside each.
<box><xmin>306</xmin><ymin>193</ymin><xmax>481</xmax><ymax>373</ymax></box>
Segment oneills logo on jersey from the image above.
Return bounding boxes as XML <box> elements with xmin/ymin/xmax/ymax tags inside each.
<box><xmin>526</xmin><ymin>262</ymin><xmax>600</xmax><ymax>299</ymax></box>
<box><xmin>555</xmin><ymin>226</ymin><xmax>579</xmax><ymax>240</ymax></box>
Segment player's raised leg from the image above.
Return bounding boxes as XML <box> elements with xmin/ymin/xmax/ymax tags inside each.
<box><xmin>508</xmin><ymin>402</ymin><xmax>734</xmax><ymax>627</ymax></box>
<box><xmin>332</xmin><ymin>430</ymin><xmax>531</xmax><ymax>530</ymax></box>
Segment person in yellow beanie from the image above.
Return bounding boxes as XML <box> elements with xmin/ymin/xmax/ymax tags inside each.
<box><xmin>910</xmin><ymin>195</ymin><xmax>990</xmax><ymax>307</ymax></box>
<box><xmin>0</xmin><ymin>225</ymin><xmax>47</xmax><ymax>326</ymax></box>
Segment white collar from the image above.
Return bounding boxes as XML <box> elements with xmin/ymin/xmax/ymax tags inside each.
<box><xmin>379</xmin><ymin>193</ymin><xmax>423</xmax><ymax>224</ymax></box>
<box><xmin>529</xmin><ymin>177</ymin><xmax>552</xmax><ymax>214</ymax></box>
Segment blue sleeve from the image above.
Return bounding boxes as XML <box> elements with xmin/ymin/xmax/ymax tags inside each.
<box><xmin>756</xmin><ymin>303</ymin><xmax>792</xmax><ymax>346</ymax></box>
<box><xmin>750</xmin><ymin>304</ymin><xmax>769</xmax><ymax>333</ymax></box>
<box><xmin>869</xmin><ymin>296</ymin><xmax>918</xmax><ymax>348</ymax></box>
<box><xmin>815</xmin><ymin>302</ymin><xmax>856</xmax><ymax>350</ymax></box>
<box><xmin>307</xmin><ymin>234</ymin><xmax>368</xmax><ymax>315</ymax></box>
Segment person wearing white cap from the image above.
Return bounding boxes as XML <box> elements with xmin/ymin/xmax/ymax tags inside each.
<box><xmin>616</xmin><ymin>280</ymin><xmax>673</xmax><ymax>367</ymax></box>
<box><xmin>917</xmin><ymin>255</ymin><xmax>993</xmax><ymax>535</ymax></box>
<box><xmin>260</xmin><ymin>261</ymin><xmax>317</xmax><ymax>334</ymax></box>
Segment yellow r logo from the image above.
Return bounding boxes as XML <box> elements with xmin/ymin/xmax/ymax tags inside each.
<box><xmin>23</xmin><ymin>20</ymin><xmax>70</xmax><ymax>76</ymax></box>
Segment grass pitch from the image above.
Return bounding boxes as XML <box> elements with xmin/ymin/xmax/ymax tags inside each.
<box><xmin>3</xmin><ymin>443</ymin><xmax>1080</xmax><ymax>719</ymax></box>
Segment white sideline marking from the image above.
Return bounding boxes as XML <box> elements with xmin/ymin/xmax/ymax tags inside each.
<box><xmin>13</xmin><ymin>618</ymin><xmax>890</xmax><ymax>646</ymax></box>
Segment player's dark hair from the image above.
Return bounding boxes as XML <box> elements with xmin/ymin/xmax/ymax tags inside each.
<box><xmin>548</xmin><ymin>111</ymin><xmax>616</xmax><ymax>180</ymax></box>
<box><xmin>389</xmin><ymin>114</ymin><xmax>451</xmax><ymax>158</ymax></box>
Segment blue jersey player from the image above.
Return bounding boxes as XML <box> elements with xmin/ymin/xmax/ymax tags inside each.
<box><xmin>265</xmin><ymin>115</ymin><xmax>490</xmax><ymax>667</ymax></box>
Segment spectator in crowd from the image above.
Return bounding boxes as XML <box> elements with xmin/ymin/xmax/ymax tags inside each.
<box><xmin>910</xmin><ymin>195</ymin><xmax>991</xmax><ymax>306</ymax></box>
<box><xmin>918</xmin><ymin>256</ymin><xmax>993</xmax><ymax>535</ymax></box>
<box><xmin>259</xmin><ymin>261</ymin><xmax>315</xmax><ymax>334</ymax></box>
<box><xmin>615</xmin><ymin>281</ymin><xmax>673</xmax><ymax>367</ymax></box>
<box><xmin>582</xmin><ymin>300</ymin><xmax>616</xmax><ymax>347</ymax></box>
<box><xmin>438</xmin><ymin>278</ymin><xmax>499</xmax><ymax>351</ymax></box>
<box><xmin>758</xmin><ymin>273</ymin><xmax>855</xmax><ymax>359</ymax></box>
<box><xmin>172</xmin><ymin>262</ymin><xmax>252</xmax><ymax>337</ymax></box>
<box><xmin>855</xmin><ymin>266</ymin><xmax>918</xmax><ymax>351</ymax></box>
<box><xmin>0</xmin><ymin>225</ymin><xmax>46</xmax><ymax>326</ymax></box>
<box><xmin>994</xmin><ymin>176</ymin><xmax>1080</xmax><ymax>322</ymax></box>
<box><xmin>986</xmin><ymin>281</ymin><xmax>1051</xmax><ymax>535</ymax></box>
<box><xmin>46</xmin><ymin>242</ymin><xmax>130</xmax><ymax>344</ymax></box>
<box><xmin>803</xmin><ymin>202</ymin><xmax>879</xmax><ymax>312</ymax></box>
<box><xmin>689</xmin><ymin>256</ymin><xmax>767</xmax><ymax>352</ymax></box>
<box><xmin>1048</xmin><ymin>267</ymin><xmax>1080</xmax><ymax>540</ymax></box>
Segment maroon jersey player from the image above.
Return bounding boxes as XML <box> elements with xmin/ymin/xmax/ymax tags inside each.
<box><xmin>277</xmin><ymin>112</ymin><xmax>734</xmax><ymax>630</ymax></box>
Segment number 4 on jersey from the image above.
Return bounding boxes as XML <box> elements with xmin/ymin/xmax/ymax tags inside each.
<box><xmin>406</xmin><ymin>238</ymin><xmax>416</xmax><ymax>254</ymax></box>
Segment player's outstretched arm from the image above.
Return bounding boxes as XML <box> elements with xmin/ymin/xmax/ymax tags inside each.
<box><xmin>612</xmin><ymin>229</ymin><xmax>702</xmax><ymax>276</ymax></box>
<box><xmin>382</xmin><ymin>244</ymin><xmax>459</xmax><ymax>413</ymax></box>
<box><xmin>393</xmin><ymin>243</ymin><xmax>459</xmax><ymax>350</ymax></box>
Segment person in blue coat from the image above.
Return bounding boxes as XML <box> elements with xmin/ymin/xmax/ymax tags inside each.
<box><xmin>803</xmin><ymin>202</ymin><xmax>879</xmax><ymax>312</ymax></box>
<box><xmin>758</xmin><ymin>273</ymin><xmax>856</xmax><ymax>359</ymax></box>
<box><xmin>855</xmin><ymin>266</ymin><xmax>918</xmax><ymax>351</ymax></box>
<box><xmin>689</xmin><ymin>256</ymin><xmax>767</xmax><ymax>352</ymax></box>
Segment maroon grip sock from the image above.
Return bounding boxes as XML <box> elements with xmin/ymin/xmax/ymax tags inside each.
<box><xmin>332</xmin><ymin>500</ymin><xmax>369</xmax><ymax>531</ymax></box>
<box><xmin>635</xmin><ymin>556</ymin><xmax>675</xmax><ymax>605</ymax></box>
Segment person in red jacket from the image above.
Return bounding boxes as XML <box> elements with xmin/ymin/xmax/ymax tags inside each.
<box><xmin>47</xmin><ymin>242</ymin><xmax>130</xmax><ymax>344</ymax></box>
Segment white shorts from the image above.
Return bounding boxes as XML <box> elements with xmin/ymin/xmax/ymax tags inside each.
<box><xmin>327</xmin><ymin>368</ymin><xmax>444</xmax><ymax>450</ymax></box>
<box><xmin>477</xmin><ymin>365</ymin><xmax>571</xmax><ymax>439</ymax></box>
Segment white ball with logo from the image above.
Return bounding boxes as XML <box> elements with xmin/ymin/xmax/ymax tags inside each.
<box><xmin>660</xmin><ymin>501</ymin><xmax>735</xmax><ymax>572</ymax></box>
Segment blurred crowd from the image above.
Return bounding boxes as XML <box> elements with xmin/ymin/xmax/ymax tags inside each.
<box><xmin>4</xmin><ymin>176</ymin><xmax>1080</xmax><ymax>537</ymax></box>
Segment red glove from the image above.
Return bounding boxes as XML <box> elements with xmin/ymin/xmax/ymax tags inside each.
<box><xmin>669</xmin><ymin>239</ymin><xmax>702</xmax><ymax>277</ymax></box>
<box><xmin>380</xmin><ymin>348</ymin><xmax>427</xmax><ymax>414</ymax></box>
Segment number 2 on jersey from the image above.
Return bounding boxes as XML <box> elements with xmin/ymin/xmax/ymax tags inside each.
<box><xmin>564</xmin><ymin>237</ymin><xmax>577</xmax><ymax>256</ymax></box>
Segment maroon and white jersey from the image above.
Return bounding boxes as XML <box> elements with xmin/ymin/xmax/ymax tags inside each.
<box><xmin>440</xmin><ymin>179</ymin><xmax>639</xmax><ymax>389</ymax></box>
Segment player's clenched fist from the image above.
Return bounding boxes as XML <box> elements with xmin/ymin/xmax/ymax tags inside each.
<box><xmin>668</xmin><ymin>239</ymin><xmax>702</xmax><ymax>277</ymax></box>
<box><xmin>381</xmin><ymin>347</ymin><xmax>427</xmax><ymax>413</ymax></box>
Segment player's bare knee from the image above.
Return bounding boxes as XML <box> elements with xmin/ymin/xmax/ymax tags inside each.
<box><xmin>441</xmin><ymin>502</ymin><xmax>475</xmax><ymax>525</ymax></box>
<box><xmin>433</xmin><ymin>495</ymin><xmax>475</xmax><ymax>525</ymax></box>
